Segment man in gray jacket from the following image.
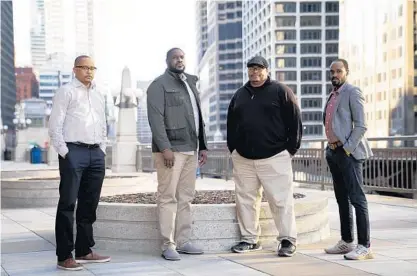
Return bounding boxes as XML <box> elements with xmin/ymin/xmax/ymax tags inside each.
<box><xmin>147</xmin><ymin>48</ymin><xmax>208</xmax><ymax>261</ymax></box>
<box><xmin>323</xmin><ymin>58</ymin><xmax>374</xmax><ymax>260</ymax></box>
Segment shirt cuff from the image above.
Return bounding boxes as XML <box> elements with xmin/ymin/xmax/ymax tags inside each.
<box><xmin>58</xmin><ymin>146</ymin><xmax>69</xmax><ymax>158</ymax></box>
<box><xmin>100</xmin><ymin>144</ymin><xmax>107</xmax><ymax>155</ymax></box>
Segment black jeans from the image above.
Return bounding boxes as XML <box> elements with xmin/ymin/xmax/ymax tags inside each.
<box><xmin>55</xmin><ymin>143</ymin><xmax>105</xmax><ymax>261</ymax></box>
<box><xmin>325</xmin><ymin>146</ymin><xmax>370</xmax><ymax>247</ymax></box>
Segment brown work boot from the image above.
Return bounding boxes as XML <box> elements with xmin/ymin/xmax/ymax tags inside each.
<box><xmin>75</xmin><ymin>251</ymin><xmax>111</xmax><ymax>264</ymax></box>
<box><xmin>57</xmin><ymin>257</ymin><xmax>83</xmax><ymax>271</ymax></box>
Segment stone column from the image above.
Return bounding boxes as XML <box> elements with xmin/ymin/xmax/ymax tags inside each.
<box><xmin>111</xmin><ymin>67</ymin><xmax>143</xmax><ymax>173</ymax></box>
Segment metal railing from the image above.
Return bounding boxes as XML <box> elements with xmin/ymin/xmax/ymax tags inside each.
<box><xmin>133</xmin><ymin>136</ymin><xmax>417</xmax><ymax>196</ymax></box>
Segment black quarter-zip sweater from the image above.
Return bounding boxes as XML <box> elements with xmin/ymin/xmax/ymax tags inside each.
<box><xmin>227</xmin><ymin>77</ymin><xmax>303</xmax><ymax>160</ymax></box>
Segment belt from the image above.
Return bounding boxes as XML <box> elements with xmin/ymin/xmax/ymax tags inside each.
<box><xmin>328</xmin><ymin>141</ymin><xmax>343</xmax><ymax>150</ymax></box>
<box><xmin>67</xmin><ymin>142</ymin><xmax>100</xmax><ymax>149</ymax></box>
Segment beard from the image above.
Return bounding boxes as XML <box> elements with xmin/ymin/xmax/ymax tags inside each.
<box><xmin>331</xmin><ymin>78</ymin><xmax>341</xmax><ymax>86</ymax></box>
<box><xmin>168</xmin><ymin>64</ymin><xmax>185</xmax><ymax>74</ymax></box>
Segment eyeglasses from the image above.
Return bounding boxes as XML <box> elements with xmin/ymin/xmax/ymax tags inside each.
<box><xmin>75</xmin><ymin>66</ymin><xmax>97</xmax><ymax>71</ymax></box>
<box><xmin>248</xmin><ymin>67</ymin><xmax>265</xmax><ymax>72</ymax></box>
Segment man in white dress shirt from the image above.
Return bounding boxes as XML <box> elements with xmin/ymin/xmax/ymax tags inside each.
<box><xmin>49</xmin><ymin>55</ymin><xmax>110</xmax><ymax>271</ymax></box>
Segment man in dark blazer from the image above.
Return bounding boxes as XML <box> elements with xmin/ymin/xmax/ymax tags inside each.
<box><xmin>323</xmin><ymin>58</ymin><xmax>374</xmax><ymax>260</ymax></box>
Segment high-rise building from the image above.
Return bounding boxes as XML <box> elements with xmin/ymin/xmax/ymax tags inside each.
<box><xmin>243</xmin><ymin>0</ymin><xmax>340</xmax><ymax>137</ymax></box>
<box><xmin>15</xmin><ymin>67</ymin><xmax>40</xmax><ymax>101</ymax></box>
<box><xmin>1</xmin><ymin>1</ymin><xmax>17</xmax><ymax>129</ymax></box>
<box><xmin>30</xmin><ymin>0</ymin><xmax>95</xmax><ymax>69</ymax></box>
<box><xmin>30</xmin><ymin>0</ymin><xmax>47</xmax><ymax>68</ymax></box>
<box><xmin>136</xmin><ymin>80</ymin><xmax>152</xmax><ymax>144</ymax></box>
<box><xmin>339</xmin><ymin>0</ymin><xmax>417</xmax><ymax>138</ymax></box>
<box><xmin>196</xmin><ymin>0</ymin><xmax>244</xmax><ymax>141</ymax></box>
<box><xmin>38</xmin><ymin>69</ymin><xmax>72</xmax><ymax>108</ymax></box>
<box><xmin>196</xmin><ymin>0</ymin><xmax>208</xmax><ymax>65</ymax></box>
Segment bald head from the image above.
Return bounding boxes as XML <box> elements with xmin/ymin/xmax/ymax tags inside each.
<box><xmin>74</xmin><ymin>55</ymin><xmax>91</xmax><ymax>66</ymax></box>
<box><xmin>73</xmin><ymin>55</ymin><xmax>96</xmax><ymax>87</ymax></box>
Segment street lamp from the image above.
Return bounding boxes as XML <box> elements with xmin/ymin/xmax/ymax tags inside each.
<box><xmin>13</xmin><ymin>118</ymin><xmax>32</xmax><ymax>130</ymax></box>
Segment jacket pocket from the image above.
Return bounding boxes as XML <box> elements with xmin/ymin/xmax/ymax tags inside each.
<box><xmin>165</xmin><ymin>89</ymin><xmax>184</xmax><ymax>106</ymax></box>
<box><xmin>166</xmin><ymin>127</ymin><xmax>187</xmax><ymax>144</ymax></box>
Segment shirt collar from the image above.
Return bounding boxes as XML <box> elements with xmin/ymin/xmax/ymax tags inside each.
<box><xmin>179</xmin><ymin>73</ymin><xmax>187</xmax><ymax>82</ymax></box>
<box><xmin>72</xmin><ymin>77</ymin><xmax>96</xmax><ymax>89</ymax></box>
<box><xmin>332</xmin><ymin>82</ymin><xmax>346</xmax><ymax>95</ymax></box>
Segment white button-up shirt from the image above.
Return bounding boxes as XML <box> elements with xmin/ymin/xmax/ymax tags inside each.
<box><xmin>48</xmin><ymin>78</ymin><xmax>107</xmax><ymax>157</ymax></box>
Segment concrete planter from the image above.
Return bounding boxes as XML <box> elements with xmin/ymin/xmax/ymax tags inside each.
<box><xmin>0</xmin><ymin>174</ymin><xmax>141</xmax><ymax>208</ymax></box>
<box><xmin>93</xmin><ymin>193</ymin><xmax>330</xmax><ymax>253</ymax></box>
<box><xmin>1</xmin><ymin>177</ymin><xmax>60</xmax><ymax>208</ymax></box>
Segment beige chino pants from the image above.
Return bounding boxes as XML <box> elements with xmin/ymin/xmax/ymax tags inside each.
<box><xmin>232</xmin><ymin>150</ymin><xmax>297</xmax><ymax>245</ymax></box>
<box><xmin>153</xmin><ymin>152</ymin><xmax>197</xmax><ymax>251</ymax></box>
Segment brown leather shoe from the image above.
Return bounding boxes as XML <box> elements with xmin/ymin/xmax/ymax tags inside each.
<box><xmin>57</xmin><ymin>258</ymin><xmax>83</xmax><ymax>271</ymax></box>
<box><xmin>75</xmin><ymin>251</ymin><xmax>111</xmax><ymax>264</ymax></box>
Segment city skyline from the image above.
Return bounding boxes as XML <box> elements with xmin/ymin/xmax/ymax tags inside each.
<box><xmin>13</xmin><ymin>0</ymin><xmax>198</xmax><ymax>88</ymax></box>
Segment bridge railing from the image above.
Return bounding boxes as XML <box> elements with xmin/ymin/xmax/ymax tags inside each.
<box><xmin>109</xmin><ymin>136</ymin><xmax>417</xmax><ymax>197</ymax></box>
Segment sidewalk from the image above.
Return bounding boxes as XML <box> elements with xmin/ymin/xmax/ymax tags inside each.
<box><xmin>2</xmin><ymin>168</ymin><xmax>417</xmax><ymax>275</ymax></box>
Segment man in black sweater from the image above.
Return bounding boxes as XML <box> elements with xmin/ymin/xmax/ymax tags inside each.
<box><xmin>227</xmin><ymin>56</ymin><xmax>302</xmax><ymax>257</ymax></box>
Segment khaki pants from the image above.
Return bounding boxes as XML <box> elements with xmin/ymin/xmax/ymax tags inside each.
<box><xmin>232</xmin><ymin>150</ymin><xmax>297</xmax><ymax>245</ymax></box>
<box><xmin>154</xmin><ymin>152</ymin><xmax>197</xmax><ymax>250</ymax></box>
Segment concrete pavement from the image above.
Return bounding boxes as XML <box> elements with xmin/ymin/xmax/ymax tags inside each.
<box><xmin>2</xmin><ymin>162</ymin><xmax>417</xmax><ymax>275</ymax></box>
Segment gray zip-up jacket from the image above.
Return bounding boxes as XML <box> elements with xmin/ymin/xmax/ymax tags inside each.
<box><xmin>147</xmin><ymin>69</ymin><xmax>208</xmax><ymax>153</ymax></box>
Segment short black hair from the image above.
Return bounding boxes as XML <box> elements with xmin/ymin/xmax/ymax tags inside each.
<box><xmin>74</xmin><ymin>55</ymin><xmax>91</xmax><ymax>66</ymax></box>
<box><xmin>332</xmin><ymin>58</ymin><xmax>349</xmax><ymax>71</ymax></box>
<box><xmin>166</xmin><ymin>48</ymin><xmax>183</xmax><ymax>60</ymax></box>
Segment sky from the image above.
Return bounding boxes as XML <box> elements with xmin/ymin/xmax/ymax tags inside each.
<box><xmin>13</xmin><ymin>0</ymin><xmax>198</xmax><ymax>89</ymax></box>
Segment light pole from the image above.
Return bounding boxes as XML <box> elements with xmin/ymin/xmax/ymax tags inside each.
<box><xmin>13</xmin><ymin>118</ymin><xmax>32</xmax><ymax>130</ymax></box>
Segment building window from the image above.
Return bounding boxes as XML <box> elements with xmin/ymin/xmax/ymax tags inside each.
<box><xmin>301</xmin><ymin>57</ymin><xmax>321</xmax><ymax>68</ymax></box>
<box><xmin>326</xmin><ymin>84</ymin><xmax>333</xmax><ymax>94</ymax></box>
<box><xmin>304</xmin><ymin>125</ymin><xmax>323</xmax><ymax>136</ymax></box>
<box><xmin>301</xmin><ymin>43</ymin><xmax>321</xmax><ymax>54</ymax></box>
<box><xmin>275</xmin><ymin>44</ymin><xmax>296</xmax><ymax>54</ymax></box>
<box><xmin>300</xmin><ymin>2</ymin><xmax>321</xmax><ymax>13</ymax></box>
<box><xmin>276</xmin><ymin>57</ymin><xmax>297</xmax><ymax>68</ymax></box>
<box><xmin>287</xmin><ymin>84</ymin><xmax>297</xmax><ymax>94</ymax></box>
<box><xmin>325</xmin><ymin>2</ymin><xmax>339</xmax><ymax>13</ymax></box>
<box><xmin>302</xmin><ymin>111</ymin><xmax>323</xmax><ymax>122</ymax></box>
<box><xmin>300</xmin><ymin>16</ymin><xmax>321</xmax><ymax>27</ymax></box>
<box><xmin>301</xmin><ymin>84</ymin><xmax>322</xmax><ymax>95</ymax></box>
<box><xmin>276</xmin><ymin>71</ymin><xmax>297</xmax><ymax>81</ymax></box>
<box><xmin>398</xmin><ymin>26</ymin><xmax>403</xmax><ymax>37</ymax></box>
<box><xmin>301</xmin><ymin>71</ymin><xmax>322</xmax><ymax>81</ymax></box>
<box><xmin>301</xmin><ymin>98</ymin><xmax>322</xmax><ymax>108</ymax></box>
<box><xmin>325</xmin><ymin>16</ymin><xmax>339</xmax><ymax>26</ymax></box>
<box><xmin>398</xmin><ymin>4</ymin><xmax>403</xmax><ymax>17</ymax></box>
<box><xmin>325</xmin><ymin>43</ymin><xmax>338</xmax><ymax>54</ymax></box>
<box><xmin>300</xmin><ymin>30</ymin><xmax>321</xmax><ymax>40</ymax></box>
<box><xmin>275</xmin><ymin>30</ymin><xmax>296</xmax><ymax>40</ymax></box>
<box><xmin>275</xmin><ymin>2</ymin><xmax>296</xmax><ymax>13</ymax></box>
<box><xmin>325</xmin><ymin>29</ymin><xmax>339</xmax><ymax>40</ymax></box>
<box><xmin>325</xmin><ymin>57</ymin><xmax>338</xmax><ymax>67</ymax></box>
<box><xmin>275</xmin><ymin>16</ymin><xmax>296</xmax><ymax>27</ymax></box>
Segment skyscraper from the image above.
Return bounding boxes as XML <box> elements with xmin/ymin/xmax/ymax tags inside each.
<box><xmin>339</xmin><ymin>0</ymin><xmax>417</xmax><ymax>138</ymax></box>
<box><xmin>243</xmin><ymin>1</ymin><xmax>340</xmax><ymax>138</ymax></box>
<box><xmin>30</xmin><ymin>0</ymin><xmax>95</xmax><ymax>69</ymax></box>
<box><xmin>196</xmin><ymin>0</ymin><xmax>244</xmax><ymax>141</ymax></box>
<box><xmin>1</xmin><ymin>1</ymin><xmax>17</xmax><ymax>129</ymax></box>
